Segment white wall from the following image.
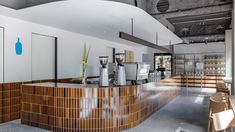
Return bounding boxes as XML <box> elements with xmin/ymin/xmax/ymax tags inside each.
<box><xmin>0</xmin><ymin>14</ymin><xmax>149</xmax><ymax>83</ymax></box>
<box><xmin>225</xmin><ymin>30</ymin><xmax>232</xmax><ymax>77</ymax></box>
<box><xmin>174</xmin><ymin>42</ymin><xmax>225</xmax><ymax>54</ymax></box>
<box><xmin>0</xmin><ymin>27</ymin><xmax>3</xmax><ymax>83</ymax></box>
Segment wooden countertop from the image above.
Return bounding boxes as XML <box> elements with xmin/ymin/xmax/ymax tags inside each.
<box><xmin>222</xmin><ymin>77</ymin><xmax>232</xmax><ymax>84</ymax></box>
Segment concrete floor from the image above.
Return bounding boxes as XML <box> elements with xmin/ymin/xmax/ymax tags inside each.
<box><xmin>0</xmin><ymin>88</ymin><xmax>215</xmax><ymax>132</ymax></box>
<box><xmin>124</xmin><ymin>94</ymin><xmax>210</xmax><ymax>132</ymax></box>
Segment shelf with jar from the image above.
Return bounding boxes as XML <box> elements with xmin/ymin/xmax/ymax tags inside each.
<box><xmin>204</xmin><ymin>55</ymin><xmax>225</xmax><ymax>76</ymax></box>
<box><xmin>174</xmin><ymin>54</ymin><xmax>185</xmax><ymax>75</ymax></box>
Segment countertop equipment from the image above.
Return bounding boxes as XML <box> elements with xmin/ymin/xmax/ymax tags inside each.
<box><xmin>115</xmin><ymin>53</ymin><xmax>126</xmax><ymax>85</ymax></box>
<box><xmin>99</xmin><ymin>56</ymin><xmax>109</xmax><ymax>86</ymax></box>
<box><xmin>124</xmin><ymin>62</ymin><xmax>150</xmax><ymax>84</ymax></box>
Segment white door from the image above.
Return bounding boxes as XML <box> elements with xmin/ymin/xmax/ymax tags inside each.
<box><xmin>0</xmin><ymin>28</ymin><xmax>3</xmax><ymax>83</ymax></box>
<box><xmin>32</xmin><ymin>34</ymin><xmax>55</xmax><ymax>80</ymax></box>
<box><xmin>106</xmin><ymin>47</ymin><xmax>114</xmax><ymax>63</ymax></box>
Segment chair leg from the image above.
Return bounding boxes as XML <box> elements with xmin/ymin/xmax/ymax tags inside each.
<box><xmin>211</xmin><ymin>125</ymin><xmax>215</xmax><ymax>132</ymax></box>
<box><xmin>208</xmin><ymin>119</ymin><xmax>211</xmax><ymax>132</ymax></box>
<box><xmin>230</xmin><ymin>127</ymin><xmax>233</xmax><ymax>132</ymax></box>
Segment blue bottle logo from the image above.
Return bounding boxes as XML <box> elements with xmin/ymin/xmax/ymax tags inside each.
<box><xmin>15</xmin><ymin>37</ymin><xmax>22</xmax><ymax>55</ymax></box>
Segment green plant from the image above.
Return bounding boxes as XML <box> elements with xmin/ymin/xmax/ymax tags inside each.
<box><xmin>82</xmin><ymin>43</ymin><xmax>91</xmax><ymax>84</ymax></box>
<box><xmin>159</xmin><ymin>56</ymin><xmax>163</xmax><ymax>68</ymax></box>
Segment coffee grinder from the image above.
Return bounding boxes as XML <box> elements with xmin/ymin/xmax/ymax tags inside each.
<box><xmin>99</xmin><ymin>56</ymin><xmax>109</xmax><ymax>86</ymax></box>
<box><xmin>115</xmin><ymin>53</ymin><xmax>126</xmax><ymax>85</ymax></box>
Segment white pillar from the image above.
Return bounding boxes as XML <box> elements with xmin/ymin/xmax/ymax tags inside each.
<box><xmin>225</xmin><ymin>30</ymin><xmax>232</xmax><ymax>77</ymax></box>
<box><xmin>232</xmin><ymin>2</ymin><xmax>235</xmax><ymax>95</ymax></box>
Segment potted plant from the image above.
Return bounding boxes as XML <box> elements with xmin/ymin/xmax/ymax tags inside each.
<box><xmin>81</xmin><ymin>43</ymin><xmax>91</xmax><ymax>85</ymax></box>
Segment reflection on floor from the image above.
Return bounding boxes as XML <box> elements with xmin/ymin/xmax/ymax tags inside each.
<box><xmin>0</xmin><ymin>88</ymin><xmax>215</xmax><ymax>132</ymax></box>
<box><xmin>0</xmin><ymin>120</ymin><xmax>50</xmax><ymax>132</ymax></box>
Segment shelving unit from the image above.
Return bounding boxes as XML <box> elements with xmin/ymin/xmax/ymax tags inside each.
<box><xmin>204</xmin><ymin>55</ymin><xmax>225</xmax><ymax>76</ymax></box>
<box><xmin>174</xmin><ymin>55</ymin><xmax>185</xmax><ymax>75</ymax></box>
<box><xmin>173</xmin><ymin>53</ymin><xmax>225</xmax><ymax>88</ymax></box>
<box><xmin>174</xmin><ymin>53</ymin><xmax>225</xmax><ymax>76</ymax></box>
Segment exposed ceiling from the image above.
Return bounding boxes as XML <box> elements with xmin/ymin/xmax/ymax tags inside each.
<box><xmin>0</xmin><ymin>0</ymin><xmax>63</xmax><ymax>9</ymax></box>
<box><xmin>147</xmin><ymin>0</ymin><xmax>233</xmax><ymax>44</ymax></box>
<box><xmin>0</xmin><ymin>0</ymin><xmax>232</xmax><ymax>45</ymax></box>
<box><xmin>0</xmin><ymin>0</ymin><xmax>182</xmax><ymax>47</ymax></box>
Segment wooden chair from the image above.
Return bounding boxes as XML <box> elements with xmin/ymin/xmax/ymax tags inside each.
<box><xmin>208</xmin><ymin>97</ymin><xmax>229</xmax><ymax>132</ymax></box>
<box><xmin>212</xmin><ymin>109</ymin><xmax>235</xmax><ymax>132</ymax></box>
<box><xmin>216</xmin><ymin>83</ymin><xmax>230</xmax><ymax>95</ymax></box>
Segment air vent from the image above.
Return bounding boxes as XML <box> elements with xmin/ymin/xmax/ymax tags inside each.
<box><xmin>156</xmin><ymin>0</ymin><xmax>170</xmax><ymax>13</ymax></box>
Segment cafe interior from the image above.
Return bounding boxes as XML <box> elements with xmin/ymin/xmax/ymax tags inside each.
<box><xmin>0</xmin><ymin>0</ymin><xmax>234</xmax><ymax>132</ymax></box>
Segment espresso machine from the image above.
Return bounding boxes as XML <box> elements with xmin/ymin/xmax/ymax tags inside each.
<box><xmin>99</xmin><ymin>56</ymin><xmax>109</xmax><ymax>86</ymax></box>
<box><xmin>115</xmin><ymin>53</ymin><xmax>126</xmax><ymax>85</ymax></box>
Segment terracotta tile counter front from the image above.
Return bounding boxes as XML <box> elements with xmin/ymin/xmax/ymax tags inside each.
<box><xmin>21</xmin><ymin>82</ymin><xmax>180</xmax><ymax>132</ymax></box>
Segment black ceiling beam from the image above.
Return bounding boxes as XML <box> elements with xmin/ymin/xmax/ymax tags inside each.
<box><xmin>150</xmin><ymin>2</ymin><xmax>232</xmax><ymax>16</ymax></box>
<box><xmin>119</xmin><ymin>32</ymin><xmax>172</xmax><ymax>53</ymax></box>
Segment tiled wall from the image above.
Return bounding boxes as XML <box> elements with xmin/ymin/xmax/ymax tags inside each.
<box><xmin>0</xmin><ymin>83</ymin><xmax>21</xmax><ymax>123</ymax></box>
<box><xmin>21</xmin><ymin>83</ymin><xmax>180</xmax><ymax>132</ymax></box>
<box><xmin>0</xmin><ymin>78</ymin><xmax>73</xmax><ymax>124</ymax></box>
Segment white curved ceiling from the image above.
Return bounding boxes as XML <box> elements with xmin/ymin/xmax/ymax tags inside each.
<box><xmin>0</xmin><ymin>0</ymin><xmax>182</xmax><ymax>46</ymax></box>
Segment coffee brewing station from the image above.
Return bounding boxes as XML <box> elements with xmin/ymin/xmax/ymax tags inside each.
<box><xmin>99</xmin><ymin>53</ymin><xmax>151</xmax><ymax>86</ymax></box>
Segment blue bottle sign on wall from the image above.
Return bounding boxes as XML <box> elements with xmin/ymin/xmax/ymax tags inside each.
<box><xmin>15</xmin><ymin>37</ymin><xmax>22</xmax><ymax>55</ymax></box>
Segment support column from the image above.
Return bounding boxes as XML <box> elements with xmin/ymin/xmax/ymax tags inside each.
<box><xmin>232</xmin><ymin>2</ymin><xmax>235</xmax><ymax>95</ymax></box>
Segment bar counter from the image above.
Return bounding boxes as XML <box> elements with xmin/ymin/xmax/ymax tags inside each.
<box><xmin>21</xmin><ymin>82</ymin><xmax>180</xmax><ymax>132</ymax></box>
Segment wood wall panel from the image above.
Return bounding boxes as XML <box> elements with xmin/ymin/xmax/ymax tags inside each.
<box><xmin>125</xmin><ymin>50</ymin><xmax>134</xmax><ymax>62</ymax></box>
<box><xmin>159</xmin><ymin>75</ymin><xmax>224</xmax><ymax>88</ymax></box>
<box><xmin>21</xmin><ymin>83</ymin><xmax>180</xmax><ymax>131</ymax></box>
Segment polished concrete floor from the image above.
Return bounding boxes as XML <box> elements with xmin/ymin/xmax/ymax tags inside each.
<box><xmin>0</xmin><ymin>88</ymin><xmax>215</xmax><ymax>132</ymax></box>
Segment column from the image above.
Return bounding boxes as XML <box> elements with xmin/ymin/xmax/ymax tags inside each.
<box><xmin>232</xmin><ymin>2</ymin><xmax>235</xmax><ymax>95</ymax></box>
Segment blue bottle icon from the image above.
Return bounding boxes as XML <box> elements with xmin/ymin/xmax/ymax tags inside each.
<box><xmin>15</xmin><ymin>37</ymin><xmax>22</xmax><ymax>55</ymax></box>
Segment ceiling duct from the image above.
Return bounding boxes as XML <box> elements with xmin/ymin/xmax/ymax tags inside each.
<box><xmin>156</xmin><ymin>0</ymin><xmax>170</xmax><ymax>13</ymax></box>
<box><xmin>181</xmin><ymin>34</ymin><xmax>225</xmax><ymax>44</ymax></box>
